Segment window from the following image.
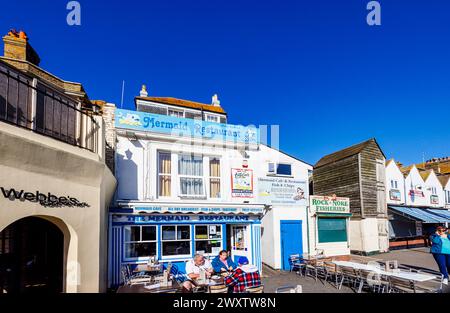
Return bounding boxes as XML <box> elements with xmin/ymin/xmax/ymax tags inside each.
<box><xmin>431</xmin><ymin>187</ymin><xmax>437</xmax><ymax>195</ymax></box>
<box><xmin>194</xmin><ymin>225</ymin><xmax>222</xmax><ymax>255</ymax></box>
<box><xmin>390</xmin><ymin>180</ymin><xmax>398</xmax><ymax>189</ymax></box>
<box><xmin>267</xmin><ymin>162</ymin><xmax>292</xmax><ymax>176</ymax></box>
<box><xmin>446</xmin><ymin>190</ymin><xmax>450</xmax><ymax>204</ymax></box>
<box><xmin>168</xmin><ymin>109</ymin><xmax>184</xmax><ymax>118</ymax></box>
<box><xmin>161</xmin><ymin>225</ymin><xmax>191</xmax><ymax>256</ymax></box>
<box><xmin>205</xmin><ymin>114</ymin><xmax>219</xmax><ymax>123</ymax></box>
<box><xmin>158</xmin><ymin>152</ymin><xmax>171</xmax><ymax>197</ymax></box>
<box><xmin>179</xmin><ymin>154</ymin><xmax>205</xmax><ymax>196</ymax></box>
<box><xmin>318</xmin><ymin>218</ymin><xmax>347</xmax><ymax>243</ymax></box>
<box><xmin>232</xmin><ymin>226</ymin><xmax>246</xmax><ymax>250</ymax></box>
<box><xmin>209</xmin><ymin>158</ymin><xmax>221</xmax><ymax>198</ymax></box>
<box><xmin>124</xmin><ymin>226</ymin><xmax>157</xmax><ymax>259</ymax></box>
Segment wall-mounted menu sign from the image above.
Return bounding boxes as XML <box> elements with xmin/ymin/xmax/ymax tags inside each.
<box><xmin>1</xmin><ymin>187</ymin><xmax>90</xmax><ymax>208</ymax></box>
<box><xmin>310</xmin><ymin>195</ymin><xmax>350</xmax><ymax>214</ymax></box>
<box><xmin>389</xmin><ymin>190</ymin><xmax>401</xmax><ymax>201</ymax></box>
<box><xmin>231</xmin><ymin>168</ymin><xmax>254</xmax><ymax>198</ymax></box>
<box><xmin>257</xmin><ymin>177</ymin><xmax>307</xmax><ymax>206</ymax></box>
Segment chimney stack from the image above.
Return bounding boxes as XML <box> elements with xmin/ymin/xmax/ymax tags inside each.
<box><xmin>140</xmin><ymin>84</ymin><xmax>148</xmax><ymax>97</ymax></box>
<box><xmin>212</xmin><ymin>94</ymin><xmax>220</xmax><ymax>107</ymax></box>
<box><xmin>3</xmin><ymin>29</ymin><xmax>40</xmax><ymax>66</ymax></box>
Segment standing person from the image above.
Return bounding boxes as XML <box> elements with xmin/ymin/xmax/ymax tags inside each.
<box><xmin>224</xmin><ymin>256</ymin><xmax>261</xmax><ymax>293</ymax></box>
<box><xmin>212</xmin><ymin>250</ymin><xmax>237</xmax><ymax>274</ymax></box>
<box><xmin>182</xmin><ymin>254</ymin><xmax>213</xmax><ymax>292</ymax></box>
<box><xmin>430</xmin><ymin>226</ymin><xmax>450</xmax><ymax>285</ymax></box>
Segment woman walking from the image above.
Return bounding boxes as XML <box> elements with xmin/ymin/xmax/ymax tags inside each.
<box><xmin>430</xmin><ymin>226</ymin><xmax>450</xmax><ymax>285</ymax></box>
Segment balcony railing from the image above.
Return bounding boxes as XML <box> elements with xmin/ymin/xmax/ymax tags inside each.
<box><xmin>0</xmin><ymin>60</ymin><xmax>99</xmax><ymax>153</ymax></box>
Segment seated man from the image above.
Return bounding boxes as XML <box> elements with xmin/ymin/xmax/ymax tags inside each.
<box><xmin>225</xmin><ymin>256</ymin><xmax>261</xmax><ymax>293</ymax></box>
<box><xmin>182</xmin><ymin>254</ymin><xmax>213</xmax><ymax>292</ymax></box>
<box><xmin>212</xmin><ymin>250</ymin><xmax>237</xmax><ymax>274</ymax></box>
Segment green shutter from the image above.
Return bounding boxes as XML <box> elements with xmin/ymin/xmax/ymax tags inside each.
<box><xmin>318</xmin><ymin>218</ymin><xmax>347</xmax><ymax>243</ymax></box>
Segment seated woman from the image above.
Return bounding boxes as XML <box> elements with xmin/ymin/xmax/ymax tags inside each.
<box><xmin>212</xmin><ymin>250</ymin><xmax>237</xmax><ymax>274</ymax></box>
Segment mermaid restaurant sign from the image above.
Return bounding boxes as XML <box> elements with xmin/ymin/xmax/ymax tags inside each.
<box><xmin>115</xmin><ymin>109</ymin><xmax>259</xmax><ymax>145</ymax></box>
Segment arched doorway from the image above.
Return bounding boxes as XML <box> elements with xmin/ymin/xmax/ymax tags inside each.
<box><xmin>0</xmin><ymin>216</ymin><xmax>64</xmax><ymax>293</ymax></box>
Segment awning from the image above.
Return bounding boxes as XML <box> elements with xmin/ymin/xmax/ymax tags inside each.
<box><xmin>426</xmin><ymin>209</ymin><xmax>450</xmax><ymax>222</ymax></box>
<box><xmin>389</xmin><ymin>206</ymin><xmax>450</xmax><ymax>223</ymax></box>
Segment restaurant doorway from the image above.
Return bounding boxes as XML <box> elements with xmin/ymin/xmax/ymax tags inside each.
<box><xmin>0</xmin><ymin>216</ymin><xmax>64</xmax><ymax>293</ymax></box>
<box><xmin>226</xmin><ymin>224</ymin><xmax>250</xmax><ymax>264</ymax></box>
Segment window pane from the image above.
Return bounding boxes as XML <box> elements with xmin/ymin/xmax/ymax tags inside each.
<box><xmin>179</xmin><ymin>155</ymin><xmax>203</xmax><ymax>176</ymax></box>
<box><xmin>125</xmin><ymin>242</ymin><xmax>156</xmax><ymax>258</ymax></box>
<box><xmin>209</xmin><ymin>158</ymin><xmax>220</xmax><ymax>177</ymax></box>
<box><xmin>142</xmin><ymin>226</ymin><xmax>156</xmax><ymax>241</ymax></box>
<box><xmin>210</xmin><ymin>178</ymin><xmax>220</xmax><ymax>198</ymax></box>
<box><xmin>162</xmin><ymin>226</ymin><xmax>176</xmax><ymax>240</ymax></box>
<box><xmin>318</xmin><ymin>218</ymin><xmax>347</xmax><ymax>243</ymax></box>
<box><xmin>195</xmin><ymin>240</ymin><xmax>221</xmax><ymax>254</ymax></box>
<box><xmin>159</xmin><ymin>175</ymin><xmax>171</xmax><ymax>197</ymax></box>
<box><xmin>195</xmin><ymin>226</ymin><xmax>208</xmax><ymax>239</ymax></box>
<box><xmin>124</xmin><ymin>226</ymin><xmax>140</xmax><ymax>242</ymax></box>
<box><xmin>159</xmin><ymin>153</ymin><xmax>171</xmax><ymax>174</ymax></box>
<box><xmin>180</xmin><ymin>178</ymin><xmax>204</xmax><ymax>195</ymax></box>
<box><xmin>162</xmin><ymin>241</ymin><xmax>190</xmax><ymax>256</ymax></box>
<box><xmin>209</xmin><ymin>225</ymin><xmax>222</xmax><ymax>239</ymax></box>
<box><xmin>177</xmin><ymin>226</ymin><xmax>190</xmax><ymax>240</ymax></box>
<box><xmin>276</xmin><ymin>164</ymin><xmax>292</xmax><ymax>175</ymax></box>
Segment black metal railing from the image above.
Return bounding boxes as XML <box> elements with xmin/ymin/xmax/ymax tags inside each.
<box><xmin>0</xmin><ymin>60</ymin><xmax>99</xmax><ymax>153</ymax></box>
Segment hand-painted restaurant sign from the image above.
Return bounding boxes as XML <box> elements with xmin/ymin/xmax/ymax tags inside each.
<box><xmin>1</xmin><ymin>187</ymin><xmax>90</xmax><ymax>208</ymax></box>
<box><xmin>133</xmin><ymin>206</ymin><xmax>263</xmax><ymax>214</ymax></box>
<box><xmin>310</xmin><ymin>195</ymin><xmax>350</xmax><ymax>214</ymax></box>
<box><xmin>112</xmin><ymin>214</ymin><xmax>255</xmax><ymax>224</ymax></box>
<box><xmin>257</xmin><ymin>177</ymin><xmax>307</xmax><ymax>206</ymax></box>
<box><xmin>115</xmin><ymin>109</ymin><xmax>259</xmax><ymax>144</ymax></box>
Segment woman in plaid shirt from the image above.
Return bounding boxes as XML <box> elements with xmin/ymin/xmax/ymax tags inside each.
<box><xmin>224</xmin><ymin>256</ymin><xmax>261</xmax><ymax>293</ymax></box>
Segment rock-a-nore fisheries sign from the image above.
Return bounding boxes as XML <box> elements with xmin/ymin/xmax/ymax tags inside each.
<box><xmin>115</xmin><ymin>109</ymin><xmax>259</xmax><ymax>145</ymax></box>
<box><xmin>310</xmin><ymin>195</ymin><xmax>350</xmax><ymax>213</ymax></box>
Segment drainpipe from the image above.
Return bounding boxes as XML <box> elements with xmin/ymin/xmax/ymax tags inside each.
<box><xmin>306</xmin><ymin>205</ymin><xmax>311</xmax><ymax>255</ymax></box>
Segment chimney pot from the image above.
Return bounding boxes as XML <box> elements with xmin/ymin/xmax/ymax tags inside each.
<box><xmin>140</xmin><ymin>84</ymin><xmax>148</xmax><ymax>97</ymax></box>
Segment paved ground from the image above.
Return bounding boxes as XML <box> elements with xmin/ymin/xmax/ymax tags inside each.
<box><xmin>262</xmin><ymin>248</ymin><xmax>449</xmax><ymax>293</ymax></box>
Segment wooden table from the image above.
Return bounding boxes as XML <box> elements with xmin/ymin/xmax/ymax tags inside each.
<box><xmin>332</xmin><ymin>260</ymin><xmax>437</xmax><ymax>282</ymax></box>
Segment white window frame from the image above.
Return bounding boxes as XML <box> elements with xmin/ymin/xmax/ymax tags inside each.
<box><xmin>267</xmin><ymin>162</ymin><xmax>292</xmax><ymax>177</ymax></box>
<box><xmin>168</xmin><ymin>108</ymin><xmax>184</xmax><ymax>118</ymax></box>
<box><xmin>157</xmin><ymin>151</ymin><xmax>172</xmax><ymax>198</ymax></box>
<box><xmin>208</xmin><ymin>157</ymin><xmax>221</xmax><ymax>199</ymax></box>
<box><xmin>160</xmin><ymin>225</ymin><xmax>192</xmax><ymax>258</ymax></box>
<box><xmin>204</xmin><ymin>113</ymin><xmax>220</xmax><ymax>123</ymax></box>
<box><xmin>178</xmin><ymin>154</ymin><xmax>206</xmax><ymax>198</ymax></box>
<box><xmin>431</xmin><ymin>187</ymin><xmax>437</xmax><ymax>195</ymax></box>
<box><xmin>194</xmin><ymin>225</ymin><xmax>223</xmax><ymax>256</ymax></box>
<box><xmin>123</xmin><ymin>225</ymin><xmax>158</xmax><ymax>262</ymax></box>
<box><xmin>390</xmin><ymin>180</ymin><xmax>398</xmax><ymax>189</ymax></box>
<box><xmin>446</xmin><ymin>190</ymin><xmax>450</xmax><ymax>204</ymax></box>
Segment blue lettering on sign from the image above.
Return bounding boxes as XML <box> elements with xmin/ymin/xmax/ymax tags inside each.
<box><xmin>115</xmin><ymin>109</ymin><xmax>259</xmax><ymax>144</ymax></box>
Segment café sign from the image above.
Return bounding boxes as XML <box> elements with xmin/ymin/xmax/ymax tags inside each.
<box><xmin>310</xmin><ymin>195</ymin><xmax>350</xmax><ymax>214</ymax></box>
<box><xmin>257</xmin><ymin>177</ymin><xmax>307</xmax><ymax>206</ymax></box>
<box><xmin>115</xmin><ymin>109</ymin><xmax>259</xmax><ymax>145</ymax></box>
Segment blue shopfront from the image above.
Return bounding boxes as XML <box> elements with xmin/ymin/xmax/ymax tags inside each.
<box><xmin>108</xmin><ymin>205</ymin><xmax>263</xmax><ymax>288</ymax></box>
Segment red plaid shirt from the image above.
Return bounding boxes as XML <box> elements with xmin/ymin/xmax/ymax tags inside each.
<box><xmin>224</xmin><ymin>267</ymin><xmax>261</xmax><ymax>293</ymax></box>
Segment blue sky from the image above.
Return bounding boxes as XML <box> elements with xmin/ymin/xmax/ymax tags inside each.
<box><xmin>1</xmin><ymin>0</ymin><xmax>449</xmax><ymax>165</ymax></box>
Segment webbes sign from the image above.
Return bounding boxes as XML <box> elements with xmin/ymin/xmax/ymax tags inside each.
<box><xmin>115</xmin><ymin>109</ymin><xmax>259</xmax><ymax>145</ymax></box>
<box><xmin>1</xmin><ymin>187</ymin><xmax>90</xmax><ymax>208</ymax></box>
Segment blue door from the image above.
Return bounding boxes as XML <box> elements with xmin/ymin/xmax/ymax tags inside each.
<box><xmin>280</xmin><ymin>220</ymin><xmax>303</xmax><ymax>271</ymax></box>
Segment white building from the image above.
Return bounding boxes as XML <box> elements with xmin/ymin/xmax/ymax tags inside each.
<box><xmin>440</xmin><ymin>176</ymin><xmax>450</xmax><ymax>209</ymax></box>
<box><xmin>107</xmin><ymin>88</ymin><xmax>312</xmax><ymax>286</ymax></box>
<box><xmin>385</xmin><ymin>159</ymin><xmax>406</xmax><ymax>205</ymax></box>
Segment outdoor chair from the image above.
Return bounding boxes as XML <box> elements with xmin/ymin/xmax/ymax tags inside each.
<box><xmin>357</xmin><ymin>269</ymin><xmax>389</xmax><ymax>293</ymax></box>
<box><xmin>275</xmin><ymin>285</ymin><xmax>302</xmax><ymax>293</ymax></box>
<box><xmin>120</xmin><ymin>264</ymin><xmax>152</xmax><ymax>285</ymax></box>
<box><xmin>304</xmin><ymin>263</ymin><xmax>318</xmax><ymax>282</ymax></box>
<box><xmin>388</xmin><ymin>276</ymin><xmax>415</xmax><ymax>293</ymax></box>
<box><xmin>337</xmin><ymin>266</ymin><xmax>360</xmax><ymax>290</ymax></box>
<box><xmin>209</xmin><ymin>284</ymin><xmax>228</xmax><ymax>293</ymax></box>
<box><xmin>245</xmin><ymin>285</ymin><xmax>264</xmax><ymax>293</ymax></box>
<box><xmin>169</xmin><ymin>264</ymin><xmax>189</xmax><ymax>283</ymax></box>
<box><xmin>323</xmin><ymin>262</ymin><xmax>339</xmax><ymax>288</ymax></box>
<box><xmin>408</xmin><ymin>268</ymin><xmax>444</xmax><ymax>293</ymax></box>
<box><xmin>289</xmin><ymin>254</ymin><xmax>306</xmax><ymax>276</ymax></box>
